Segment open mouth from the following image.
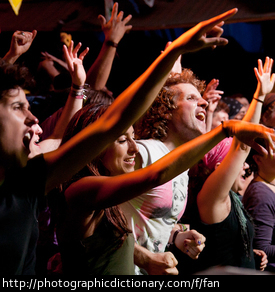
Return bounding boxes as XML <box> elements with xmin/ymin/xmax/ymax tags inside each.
<box><xmin>196</xmin><ymin>112</ymin><xmax>206</xmax><ymax>122</ymax></box>
<box><xmin>23</xmin><ymin>132</ymin><xmax>32</xmax><ymax>151</ymax></box>
<box><xmin>124</xmin><ymin>157</ymin><xmax>135</xmax><ymax>165</ymax></box>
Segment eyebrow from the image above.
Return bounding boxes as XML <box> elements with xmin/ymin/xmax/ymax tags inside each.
<box><xmin>11</xmin><ymin>101</ymin><xmax>31</xmax><ymax>110</ymax></box>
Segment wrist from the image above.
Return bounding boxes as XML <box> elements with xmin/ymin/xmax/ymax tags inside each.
<box><xmin>104</xmin><ymin>40</ymin><xmax>118</xmax><ymax>48</ymax></box>
<box><xmin>3</xmin><ymin>51</ymin><xmax>20</xmax><ymax>64</ymax></box>
<box><xmin>70</xmin><ymin>84</ymin><xmax>84</xmax><ymax>99</ymax></box>
<box><xmin>221</xmin><ymin>120</ymin><xmax>231</xmax><ymax>138</ymax></box>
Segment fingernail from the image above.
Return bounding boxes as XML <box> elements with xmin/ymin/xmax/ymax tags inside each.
<box><xmin>198</xmin><ymin>240</ymin><xmax>201</xmax><ymax>245</ymax></box>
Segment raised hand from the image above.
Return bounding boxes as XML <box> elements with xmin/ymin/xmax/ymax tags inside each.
<box><xmin>223</xmin><ymin>120</ymin><xmax>275</xmax><ymax>157</ymax></box>
<box><xmin>98</xmin><ymin>2</ymin><xmax>132</xmax><ymax>44</ymax></box>
<box><xmin>203</xmin><ymin>79</ymin><xmax>224</xmax><ymax>113</ymax></box>
<box><xmin>4</xmin><ymin>30</ymin><xmax>37</xmax><ymax>64</ymax></box>
<box><xmin>254</xmin><ymin>56</ymin><xmax>275</xmax><ymax>97</ymax></box>
<box><xmin>63</xmin><ymin>41</ymin><xmax>89</xmax><ymax>86</ymax></box>
<box><xmin>172</xmin><ymin>8</ymin><xmax>238</xmax><ymax>54</ymax></box>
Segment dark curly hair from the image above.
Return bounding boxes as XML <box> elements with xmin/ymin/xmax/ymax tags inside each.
<box><xmin>135</xmin><ymin>69</ymin><xmax>205</xmax><ymax>141</ymax></box>
<box><xmin>0</xmin><ymin>58</ymin><xmax>34</xmax><ymax>100</ymax></box>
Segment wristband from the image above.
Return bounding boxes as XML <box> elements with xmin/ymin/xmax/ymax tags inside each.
<box><xmin>105</xmin><ymin>40</ymin><xmax>118</xmax><ymax>48</ymax></box>
<box><xmin>71</xmin><ymin>83</ymin><xmax>84</xmax><ymax>90</ymax></box>
<box><xmin>253</xmin><ymin>97</ymin><xmax>264</xmax><ymax>104</ymax></box>
<box><xmin>171</xmin><ymin>229</ymin><xmax>181</xmax><ymax>245</ymax></box>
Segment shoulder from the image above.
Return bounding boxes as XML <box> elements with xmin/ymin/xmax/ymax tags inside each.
<box><xmin>243</xmin><ymin>181</ymin><xmax>275</xmax><ymax>214</ymax></box>
<box><xmin>136</xmin><ymin>139</ymin><xmax>169</xmax><ymax>167</ymax></box>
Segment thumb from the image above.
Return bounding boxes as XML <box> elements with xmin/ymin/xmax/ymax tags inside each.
<box><xmin>98</xmin><ymin>15</ymin><xmax>107</xmax><ymax>27</ymax></box>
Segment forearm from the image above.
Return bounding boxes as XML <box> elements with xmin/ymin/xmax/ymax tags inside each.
<box><xmin>86</xmin><ymin>42</ymin><xmax>117</xmax><ymax>90</ymax></box>
<box><xmin>3</xmin><ymin>51</ymin><xmax>20</xmax><ymax>64</ymax></box>
<box><xmin>50</xmin><ymin>91</ymin><xmax>83</xmax><ymax>140</ymax></box>
<box><xmin>254</xmin><ymin>224</ymin><xmax>275</xmax><ymax>261</ymax></box>
<box><xmin>134</xmin><ymin>243</ymin><xmax>152</xmax><ymax>271</ymax></box>
<box><xmin>242</xmin><ymin>84</ymin><xmax>263</xmax><ymax>124</ymax></box>
<box><xmin>154</xmin><ymin>124</ymin><xmax>226</xmax><ymax>185</ymax></box>
<box><xmin>205</xmin><ymin>111</ymin><xmax>214</xmax><ymax>132</ymax></box>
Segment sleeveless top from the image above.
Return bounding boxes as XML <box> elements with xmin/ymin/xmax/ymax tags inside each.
<box><xmin>177</xmin><ymin>191</ymin><xmax>255</xmax><ymax>274</ymax></box>
<box><xmin>60</xmin><ymin>214</ymin><xmax>135</xmax><ymax>275</ymax></box>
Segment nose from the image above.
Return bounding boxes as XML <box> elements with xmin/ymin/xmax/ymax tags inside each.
<box><xmin>199</xmin><ymin>97</ymin><xmax>208</xmax><ymax>109</ymax></box>
<box><xmin>128</xmin><ymin>139</ymin><xmax>139</xmax><ymax>154</ymax></box>
<box><xmin>25</xmin><ymin>110</ymin><xmax>39</xmax><ymax>127</ymax></box>
<box><xmin>32</xmin><ymin>123</ymin><xmax>43</xmax><ymax>136</ymax></box>
<box><xmin>243</xmin><ymin>162</ymin><xmax>249</xmax><ymax>170</ymax></box>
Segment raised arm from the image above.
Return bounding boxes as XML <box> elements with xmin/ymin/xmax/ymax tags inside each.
<box><xmin>243</xmin><ymin>57</ymin><xmax>275</xmax><ymax>123</ymax></box>
<box><xmin>3</xmin><ymin>30</ymin><xmax>37</xmax><ymax>64</ymax></box>
<box><xmin>197</xmin><ymin>57</ymin><xmax>275</xmax><ymax>224</ymax></box>
<box><xmin>86</xmin><ymin>2</ymin><xmax>132</xmax><ymax>90</ymax></box>
<box><xmin>44</xmin><ymin>8</ymin><xmax>238</xmax><ymax>192</ymax></box>
<box><xmin>38</xmin><ymin>41</ymin><xmax>89</xmax><ymax>154</ymax></box>
<box><xmin>203</xmin><ymin>79</ymin><xmax>223</xmax><ymax>132</ymax></box>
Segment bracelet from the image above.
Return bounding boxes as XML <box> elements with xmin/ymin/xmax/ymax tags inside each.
<box><xmin>253</xmin><ymin>97</ymin><xmax>264</xmax><ymax>104</ymax></box>
<box><xmin>221</xmin><ymin>121</ymin><xmax>230</xmax><ymax>138</ymax></box>
<box><xmin>70</xmin><ymin>86</ymin><xmax>84</xmax><ymax>99</ymax></box>
<box><xmin>105</xmin><ymin>40</ymin><xmax>118</xmax><ymax>48</ymax></box>
<box><xmin>71</xmin><ymin>83</ymin><xmax>84</xmax><ymax>90</ymax></box>
<box><xmin>171</xmin><ymin>229</ymin><xmax>181</xmax><ymax>245</ymax></box>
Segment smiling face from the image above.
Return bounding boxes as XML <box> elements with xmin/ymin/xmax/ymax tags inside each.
<box><xmin>0</xmin><ymin>87</ymin><xmax>39</xmax><ymax>169</ymax></box>
<box><xmin>168</xmin><ymin>83</ymin><xmax>208</xmax><ymax>143</ymax></box>
<box><xmin>101</xmin><ymin>126</ymin><xmax>139</xmax><ymax>176</ymax></box>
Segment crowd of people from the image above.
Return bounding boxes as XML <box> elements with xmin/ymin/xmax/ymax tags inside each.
<box><xmin>1</xmin><ymin>3</ymin><xmax>275</xmax><ymax>275</ymax></box>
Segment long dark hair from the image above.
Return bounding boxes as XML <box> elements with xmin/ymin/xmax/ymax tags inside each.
<box><xmin>60</xmin><ymin>103</ymin><xmax>131</xmax><ymax>244</ymax></box>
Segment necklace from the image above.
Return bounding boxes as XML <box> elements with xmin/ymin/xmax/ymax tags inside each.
<box><xmin>257</xmin><ymin>174</ymin><xmax>275</xmax><ymax>187</ymax></box>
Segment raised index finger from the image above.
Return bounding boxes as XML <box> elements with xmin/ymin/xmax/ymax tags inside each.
<box><xmin>199</xmin><ymin>8</ymin><xmax>238</xmax><ymax>35</ymax></box>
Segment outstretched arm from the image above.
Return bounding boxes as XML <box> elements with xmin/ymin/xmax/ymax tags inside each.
<box><xmin>86</xmin><ymin>2</ymin><xmax>132</xmax><ymax>90</ymax></box>
<box><xmin>64</xmin><ymin>120</ymin><xmax>275</xmax><ymax>212</ymax></box>
<box><xmin>44</xmin><ymin>8</ymin><xmax>238</xmax><ymax>192</ymax></box>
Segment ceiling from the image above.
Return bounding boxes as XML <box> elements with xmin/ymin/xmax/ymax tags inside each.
<box><xmin>1</xmin><ymin>0</ymin><xmax>275</xmax><ymax>32</ymax></box>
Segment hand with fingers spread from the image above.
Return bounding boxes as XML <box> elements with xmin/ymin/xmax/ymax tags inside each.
<box><xmin>63</xmin><ymin>41</ymin><xmax>89</xmax><ymax>87</ymax></box>
<box><xmin>3</xmin><ymin>30</ymin><xmax>37</xmax><ymax>64</ymax></box>
<box><xmin>98</xmin><ymin>2</ymin><xmax>132</xmax><ymax>45</ymax></box>
<box><xmin>254</xmin><ymin>56</ymin><xmax>275</xmax><ymax>97</ymax></box>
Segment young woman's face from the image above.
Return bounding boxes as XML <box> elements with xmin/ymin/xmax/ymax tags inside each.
<box><xmin>101</xmin><ymin>126</ymin><xmax>139</xmax><ymax>176</ymax></box>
